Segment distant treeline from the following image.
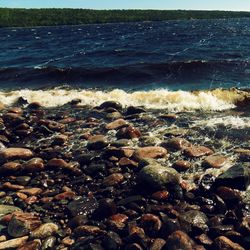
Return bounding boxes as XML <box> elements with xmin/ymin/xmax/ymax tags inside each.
<box><xmin>1</xmin><ymin>8</ymin><xmax>250</xmax><ymax>27</ymax></box>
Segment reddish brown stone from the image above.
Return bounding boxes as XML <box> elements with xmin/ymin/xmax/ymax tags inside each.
<box><xmin>133</xmin><ymin>146</ymin><xmax>167</xmax><ymax>160</ymax></box>
<box><xmin>47</xmin><ymin>158</ymin><xmax>69</xmax><ymax>168</ymax></box>
<box><xmin>22</xmin><ymin>158</ymin><xmax>44</xmax><ymax>172</ymax></box>
<box><xmin>0</xmin><ymin>162</ymin><xmax>21</xmax><ymax>173</ymax></box>
<box><xmin>184</xmin><ymin>146</ymin><xmax>214</xmax><ymax>158</ymax></box>
<box><xmin>53</xmin><ymin>134</ymin><xmax>68</xmax><ymax>145</ymax></box>
<box><xmin>17</xmin><ymin>240</ymin><xmax>41</xmax><ymax>250</ymax></box>
<box><xmin>3</xmin><ymin>182</ymin><xmax>24</xmax><ymax>191</ymax></box>
<box><xmin>61</xmin><ymin>236</ymin><xmax>75</xmax><ymax>246</ymax></box>
<box><xmin>141</xmin><ymin>214</ymin><xmax>162</xmax><ymax>232</ymax></box>
<box><xmin>105</xmin><ymin>118</ymin><xmax>129</xmax><ymax>130</ymax></box>
<box><xmin>173</xmin><ymin>160</ymin><xmax>191</xmax><ymax>171</ymax></box>
<box><xmin>152</xmin><ymin>190</ymin><xmax>169</xmax><ymax>201</ymax></box>
<box><xmin>119</xmin><ymin>157</ymin><xmax>138</xmax><ymax>168</ymax></box>
<box><xmin>54</xmin><ymin>191</ymin><xmax>76</xmax><ymax>200</ymax></box>
<box><xmin>25</xmin><ymin>196</ymin><xmax>38</xmax><ymax>205</ymax></box>
<box><xmin>163</xmin><ymin>138</ymin><xmax>191</xmax><ymax>150</ymax></box>
<box><xmin>74</xmin><ymin>225</ymin><xmax>105</xmax><ymax>236</ymax></box>
<box><xmin>103</xmin><ymin>173</ymin><xmax>124</xmax><ymax>186</ymax></box>
<box><xmin>150</xmin><ymin>238</ymin><xmax>166</xmax><ymax>250</ymax></box>
<box><xmin>0</xmin><ymin>236</ymin><xmax>28</xmax><ymax>250</ymax></box>
<box><xmin>20</xmin><ymin>188</ymin><xmax>43</xmax><ymax>196</ymax></box>
<box><xmin>0</xmin><ymin>148</ymin><xmax>33</xmax><ymax>161</ymax></box>
<box><xmin>214</xmin><ymin>236</ymin><xmax>245</xmax><ymax>250</ymax></box>
<box><xmin>116</xmin><ymin>126</ymin><xmax>141</xmax><ymax>139</ymax></box>
<box><xmin>216</xmin><ymin>186</ymin><xmax>242</xmax><ymax>201</ymax></box>
<box><xmin>203</xmin><ymin>155</ymin><xmax>228</xmax><ymax>168</ymax></box>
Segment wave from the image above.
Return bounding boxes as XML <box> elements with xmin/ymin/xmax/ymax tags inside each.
<box><xmin>1</xmin><ymin>59</ymin><xmax>250</xmax><ymax>88</ymax></box>
<box><xmin>0</xmin><ymin>88</ymin><xmax>248</xmax><ymax>111</ymax></box>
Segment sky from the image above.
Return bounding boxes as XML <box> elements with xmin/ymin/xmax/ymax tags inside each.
<box><xmin>1</xmin><ymin>0</ymin><xmax>250</xmax><ymax>11</ymax></box>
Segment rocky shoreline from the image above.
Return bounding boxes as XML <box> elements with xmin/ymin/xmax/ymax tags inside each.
<box><xmin>0</xmin><ymin>99</ymin><xmax>249</xmax><ymax>250</ymax></box>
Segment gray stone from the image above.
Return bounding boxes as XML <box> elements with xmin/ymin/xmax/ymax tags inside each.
<box><xmin>138</xmin><ymin>163</ymin><xmax>180</xmax><ymax>189</ymax></box>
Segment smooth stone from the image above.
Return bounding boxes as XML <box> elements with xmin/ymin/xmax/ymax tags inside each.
<box><xmin>184</xmin><ymin>146</ymin><xmax>214</xmax><ymax>158</ymax></box>
<box><xmin>15</xmin><ymin>176</ymin><xmax>31</xmax><ymax>186</ymax></box>
<box><xmin>203</xmin><ymin>155</ymin><xmax>228</xmax><ymax>168</ymax></box>
<box><xmin>216</xmin><ymin>186</ymin><xmax>242</xmax><ymax>201</ymax></box>
<box><xmin>102</xmin><ymin>231</ymin><xmax>122</xmax><ymax>249</ymax></box>
<box><xmin>0</xmin><ymin>205</ymin><xmax>22</xmax><ymax>216</ymax></box>
<box><xmin>19</xmin><ymin>188</ymin><xmax>43</xmax><ymax>196</ymax></box>
<box><xmin>103</xmin><ymin>173</ymin><xmax>124</xmax><ymax>186</ymax></box>
<box><xmin>93</xmin><ymin>198</ymin><xmax>117</xmax><ymax>219</ymax></box>
<box><xmin>111</xmin><ymin>139</ymin><xmax>133</xmax><ymax>147</ymax></box>
<box><xmin>85</xmin><ymin>162</ymin><xmax>106</xmax><ymax>176</ymax></box>
<box><xmin>214</xmin><ymin>236</ymin><xmax>245</xmax><ymax>250</ymax></box>
<box><xmin>22</xmin><ymin>158</ymin><xmax>44</xmax><ymax>172</ymax></box>
<box><xmin>53</xmin><ymin>134</ymin><xmax>68</xmax><ymax>145</ymax></box>
<box><xmin>8</xmin><ymin>212</ymin><xmax>41</xmax><ymax>237</ymax></box>
<box><xmin>141</xmin><ymin>214</ymin><xmax>162</xmax><ymax>236</ymax></box>
<box><xmin>234</xmin><ymin>148</ymin><xmax>250</xmax><ymax>161</ymax></box>
<box><xmin>74</xmin><ymin>225</ymin><xmax>105</xmax><ymax>237</ymax></box>
<box><xmin>17</xmin><ymin>240</ymin><xmax>41</xmax><ymax>250</ymax></box>
<box><xmin>67</xmin><ymin>197</ymin><xmax>98</xmax><ymax>217</ymax></box>
<box><xmin>87</xmin><ymin>135</ymin><xmax>109</xmax><ymax>150</ymax></box>
<box><xmin>172</xmin><ymin>160</ymin><xmax>191</xmax><ymax>171</ymax></box>
<box><xmin>161</xmin><ymin>138</ymin><xmax>191</xmax><ymax>150</ymax></box>
<box><xmin>99</xmin><ymin>101</ymin><xmax>122</xmax><ymax>111</ymax></box>
<box><xmin>106</xmin><ymin>119</ymin><xmax>129</xmax><ymax>130</ymax></box>
<box><xmin>0</xmin><ymin>162</ymin><xmax>21</xmax><ymax>174</ymax></box>
<box><xmin>126</xmin><ymin>106</ymin><xmax>146</xmax><ymax>115</ymax></box>
<box><xmin>119</xmin><ymin>157</ymin><xmax>138</xmax><ymax>168</ymax></box>
<box><xmin>30</xmin><ymin>223</ymin><xmax>59</xmax><ymax>239</ymax></box>
<box><xmin>0</xmin><ymin>148</ymin><xmax>33</xmax><ymax>162</ymax></box>
<box><xmin>116</xmin><ymin>126</ymin><xmax>141</xmax><ymax>139</ymax></box>
<box><xmin>214</xmin><ymin>164</ymin><xmax>250</xmax><ymax>190</ymax></box>
<box><xmin>133</xmin><ymin>146</ymin><xmax>168</xmax><ymax>161</ymax></box>
<box><xmin>47</xmin><ymin>158</ymin><xmax>69</xmax><ymax>168</ymax></box>
<box><xmin>151</xmin><ymin>190</ymin><xmax>169</xmax><ymax>201</ymax></box>
<box><xmin>164</xmin><ymin>230</ymin><xmax>204</xmax><ymax>250</ymax></box>
<box><xmin>150</xmin><ymin>238</ymin><xmax>166</xmax><ymax>250</ymax></box>
<box><xmin>139</xmin><ymin>163</ymin><xmax>180</xmax><ymax>189</ymax></box>
<box><xmin>0</xmin><ymin>236</ymin><xmax>28</xmax><ymax>250</ymax></box>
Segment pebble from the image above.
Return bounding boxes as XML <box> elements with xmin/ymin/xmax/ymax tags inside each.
<box><xmin>0</xmin><ymin>236</ymin><xmax>28</xmax><ymax>250</ymax></box>
<box><xmin>0</xmin><ymin>148</ymin><xmax>33</xmax><ymax>162</ymax></box>
<box><xmin>172</xmin><ymin>160</ymin><xmax>191</xmax><ymax>171</ymax></box>
<box><xmin>214</xmin><ymin>236</ymin><xmax>245</xmax><ymax>250</ymax></box>
<box><xmin>0</xmin><ymin>205</ymin><xmax>22</xmax><ymax>216</ymax></box>
<box><xmin>203</xmin><ymin>155</ymin><xmax>228</xmax><ymax>168</ymax></box>
<box><xmin>87</xmin><ymin>135</ymin><xmax>109</xmax><ymax>150</ymax></box>
<box><xmin>103</xmin><ymin>173</ymin><xmax>124</xmax><ymax>186</ymax></box>
<box><xmin>17</xmin><ymin>240</ymin><xmax>41</xmax><ymax>250</ymax></box>
<box><xmin>8</xmin><ymin>212</ymin><xmax>41</xmax><ymax>237</ymax></box>
<box><xmin>106</xmin><ymin>118</ymin><xmax>129</xmax><ymax>130</ymax></box>
<box><xmin>139</xmin><ymin>163</ymin><xmax>180</xmax><ymax>189</ymax></box>
<box><xmin>99</xmin><ymin>101</ymin><xmax>122</xmax><ymax>111</ymax></box>
<box><xmin>149</xmin><ymin>238</ymin><xmax>166</xmax><ymax>250</ymax></box>
<box><xmin>74</xmin><ymin>225</ymin><xmax>105</xmax><ymax>237</ymax></box>
<box><xmin>151</xmin><ymin>190</ymin><xmax>169</xmax><ymax>201</ymax></box>
<box><xmin>162</xmin><ymin>137</ymin><xmax>191</xmax><ymax>150</ymax></box>
<box><xmin>19</xmin><ymin>188</ymin><xmax>43</xmax><ymax>196</ymax></box>
<box><xmin>30</xmin><ymin>223</ymin><xmax>59</xmax><ymax>239</ymax></box>
<box><xmin>184</xmin><ymin>146</ymin><xmax>214</xmax><ymax>158</ymax></box>
<box><xmin>22</xmin><ymin>158</ymin><xmax>45</xmax><ymax>172</ymax></box>
<box><xmin>116</xmin><ymin>126</ymin><xmax>142</xmax><ymax>139</ymax></box>
<box><xmin>133</xmin><ymin>146</ymin><xmax>168</xmax><ymax>161</ymax></box>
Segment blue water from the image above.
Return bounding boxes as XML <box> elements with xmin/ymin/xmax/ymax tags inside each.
<box><xmin>1</xmin><ymin>18</ymin><xmax>250</xmax><ymax>90</ymax></box>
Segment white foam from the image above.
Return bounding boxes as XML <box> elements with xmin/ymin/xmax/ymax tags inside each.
<box><xmin>0</xmin><ymin>88</ymin><xmax>245</xmax><ymax>111</ymax></box>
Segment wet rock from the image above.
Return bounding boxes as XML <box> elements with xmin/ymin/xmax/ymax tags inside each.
<box><xmin>125</xmin><ymin>243</ymin><xmax>144</xmax><ymax>250</ymax></box>
<box><xmin>152</xmin><ymin>190</ymin><xmax>169</xmax><ymax>201</ymax></box>
<box><xmin>93</xmin><ymin>198</ymin><xmax>117</xmax><ymax>219</ymax></box>
<box><xmin>213</xmin><ymin>236</ymin><xmax>245</xmax><ymax>250</ymax></box>
<box><xmin>0</xmin><ymin>205</ymin><xmax>22</xmax><ymax>216</ymax></box>
<box><xmin>119</xmin><ymin>157</ymin><xmax>138</xmax><ymax>168</ymax></box>
<box><xmin>15</xmin><ymin>176</ymin><xmax>31</xmax><ymax>186</ymax></box>
<box><xmin>141</xmin><ymin>214</ymin><xmax>162</xmax><ymax>236</ymax></box>
<box><xmin>47</xmin><ymin>158</ymin><xmax>68</xmax><ymax>168</ymax></box>
<box><xmin>116</xmin><ymin>126</ymin><xmax>142</xmax><ymax>139</ymax></box>
<box><xmin>172</xmin><ymin>160</ymin><xmax>191</xmax><ymax>172</ymax></box>
<box><xmin>179</xmin><ymin>210</ymin><xmax>208</xmax><ymax>233</ymax></box>
<box><xmin>234</xmin><ymin>148</ymin><xmax>250</xmax><ymax>161</ymax></box>
<box><xmin>103</xmin><ymin>173</ymin><xmax>124</xmax><ymax>186</ymax></box>
<box><xmin>74</xmin><ymin>225</ymin><xmax>105</xmax><ymax>237</ymax></box>
<box><xmin>28</xmin><ymin>102</ymin><xmax>42</xmax><ymax>109</ymax></box>
<box><xmin>22</xmin><ymin>157</ymin><xmax>44</xmax><ymax>172</ymax></box>
<box><xmin>216</xmin><ymin>186</ymin><xmax>242</xmax><ymax>201</ymax></box>
<box><xmin>214</xmin><ymin>164</ymin><xmax>250</xmax><ymax>190</ymax></box>
<box><xmin>164</xmin><ymin>230</ymin><xmax>204</xmax><ymax>250</ymax></box>
<box><xmin>0</xmin><ymin>148</ymin><xmax>33</xmax><ymax>162</ymax></box>
<box><xmin>109</xmin><ymin>213</ymin><xmax>129</xmax><ymax>228</ymax></box>
<box><xmin>67</xmin><ymin>197</ymin><xmax>98</xmax><ymax>217</ymax></box>
<box><xmin>87</xmin><ymin>135</ymin><xmax>109</xmax><ymax>150</ymax></box>
<box><xmin>99</xmin><ymin>101</ymin><xmax>122</xmax><ymax>111</ymax></box>
<box><xmin>0</xmin><ymin>236</ymin><xmax>28</xmax><ymax>250</ymax></box>
<box><xmin>161</xmin><ymin>138</ymin><xmax>191</xmax><ymax>151</ymax></box>
<box><xmin>30</xmin><ymin>223</ymin><xmax>59</xmax><ymax>239</ymax></box>
<box><xmin>195</xmin><ymin>234</ymin><xmax>213</xmax><ymax>246</ymax></box>
<box><xmin>139</xmin><ymin>163</ymin><xmax>180</xmax><ymax>189</ymax></box>
<box><xmin>8</xmin><ymin>212</ymin><xmax>41</xmax><ymax>237</ymax></box>
<box><xmin>102</xmin><ymin>231</ymin><xmax>122</xmax><ymax>249</ymax></box>
<box><xmin>17</xmin><ymin>240</ymin><xmax>41</xmax><ymax>250</ymax></box>
<box><xmin>68</xmin><ymin>214</ymin><xmax>88</xmax><ymax>229</ymax></box>
<box><xmin>126</xmin><ymin>106</ymin><xmax>146</xmax><ymax>115</ymax></box>
<box><xmin>62</xmin><ymin>236</ymin><xmax>75</xmax><ymax>246</ymax></box>
<box><xmin>133</xmin><ymin>147</ymin><xmax>168</xmax><ymax>161</ymax></box>
<box><xmin>203</xmin><ymin>155</ymin><xmax>228</xmax><ymax>168</ymax></box>
<box><xmin>20</xmin><ymin>187</ymin><xmax>43</xmax><ymax>196</ymax></box>
<box><xmin>85</xmin><ymin>162</ymin><xmax>106</xmax><ymax>176</ymax></box>
<box><xmin>3</xmin><ymin>182</ymin><xmax>24</xmax><ymax>191</ymax></box>
<box><xmin>106</xmin><ymin>118</ymin><xmax>129</xmax><ymax>130</ymax></box>
<box><xmin>0</xmin><ymin>162</ymin><xmax>21</xmax><ymax>174</ymax></box>
<box><xmin>52</xmin><ymin>134</ymin><xmax>68</xmax><ymax>145</ymax></box>
<box><xmin>184</xmin><ymin>146</ymin><xmax>213</xmax><ymax>158</ymax></box>
<box><xmin>54</xmin><ymin>191</ymin><xmax>76</xmax><ymax>200</ymax></box>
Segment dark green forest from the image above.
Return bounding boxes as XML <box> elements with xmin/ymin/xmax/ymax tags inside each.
<box><xmin>1</xmin><ymin>8</ymin><xmax>250</xmax><ymax>27</ymax></box>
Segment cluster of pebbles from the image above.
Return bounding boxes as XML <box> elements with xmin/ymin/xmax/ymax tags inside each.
<box><xmin>0</xmin><ymin>98</ymin><xmax>249</xmax><ymax>250</ymax></box>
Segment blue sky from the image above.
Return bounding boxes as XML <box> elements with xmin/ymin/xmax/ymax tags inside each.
<box><xmin>1</xmin><ymin>0</ymin><xmax>250</xmax><ymax>11</ymax></box>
